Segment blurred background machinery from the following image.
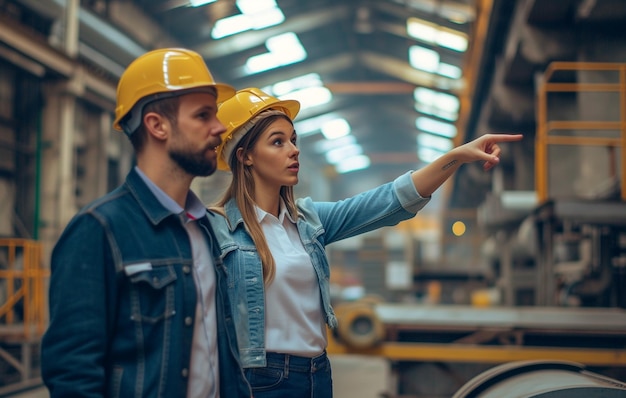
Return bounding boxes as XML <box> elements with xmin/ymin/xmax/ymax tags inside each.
<box><xmin>1</xmin><ymin>0</ymin><xmax>626</xmax><ymax>396</ymax></box>
<box><xmin>452</xmin><ymin>360</ymin><xmax>626</xmax><ymax>398</ymax></box>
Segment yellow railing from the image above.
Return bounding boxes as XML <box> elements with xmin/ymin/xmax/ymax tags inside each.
<box><xmin>0</xmin><ymin>238</ymin><xmax>49</xmax><ymax>339</ymax></box>
<box><xmin>536</xmin><ymin>62</ymin><xmax>626</xmax><ymax>202</ymax></box>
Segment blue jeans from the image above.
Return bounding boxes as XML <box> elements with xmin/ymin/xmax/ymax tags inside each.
<box><xmin>244</xmin><ymin>351</ymin><xmax>333</xmax><ymax>398</ymax></box>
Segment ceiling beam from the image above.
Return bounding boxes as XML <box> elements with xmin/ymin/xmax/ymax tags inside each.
<box><xmin>326</xmin><ymin>81</ymin><xmax>415</xmax><ymax>94</ymax></box>
<box><xmin>194</xmin><ymin>5</ymin><xmax>351</xmax><ymax>59</ymax></box>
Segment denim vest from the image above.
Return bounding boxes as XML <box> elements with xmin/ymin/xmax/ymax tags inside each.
<box><xmin>41</xmin><ymin>168</ymin><xmax>251</xmax><ymax>398</ymax></box>
<box><xmin>209</xmin><ymin>171</ymin><xmax>429</xmax><ymax>368</ymax></box>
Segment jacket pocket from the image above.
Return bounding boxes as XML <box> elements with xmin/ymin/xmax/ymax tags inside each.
<box><xmin>127</xmin><ymin>264</ymin><xmax>178</xmax><ymax>324</ymax></box>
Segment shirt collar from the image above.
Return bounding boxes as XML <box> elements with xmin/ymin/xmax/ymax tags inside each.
<box><xmin>255</xmin><ymin>199</ymin><xmax>295</xmax><ymax>224</ymax></box>
<box><xmin>134</xmin><ymin>166</ymin><xmax>206</xmax><ymax>220</ymax></box>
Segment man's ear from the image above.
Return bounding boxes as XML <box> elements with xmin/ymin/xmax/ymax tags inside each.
<box><xmin>236</xmin><ymin>147</ymin><xmax>253</xmax><ymax>166</ymax></box>
<box><xmin>143</xmin><ymin>112</ymin><xmax>169</xmax><ymax>141</ymax></box>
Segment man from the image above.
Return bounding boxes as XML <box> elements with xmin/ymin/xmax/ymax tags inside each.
<box><xmin>41</xmin><ymin>48</ymin><xmax>252</xmax><ymax>398</ymax></box>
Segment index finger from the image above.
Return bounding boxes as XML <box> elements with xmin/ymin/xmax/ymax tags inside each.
<box><xmin>492</xmin><ymin>134</ymin><xmax>523</xmax><ymax>142</ymax></box>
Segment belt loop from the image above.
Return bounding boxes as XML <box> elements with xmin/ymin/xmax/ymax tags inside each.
<box><xmin>284</xmin><ymin>354</ymin><xmax>290</xmax><ymax>377</ymax></box>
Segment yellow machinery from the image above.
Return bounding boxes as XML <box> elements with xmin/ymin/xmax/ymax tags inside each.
<box><xmin>330</xmin><ymin>300</ymin><xmax>626</xmax><ymax>396</ymax></box>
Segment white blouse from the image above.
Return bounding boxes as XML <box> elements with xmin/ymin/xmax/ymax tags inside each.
<box><xmin>256</xmin><ymin>203</ymin><xmax>327</xmax><ymax>357</ymax></box>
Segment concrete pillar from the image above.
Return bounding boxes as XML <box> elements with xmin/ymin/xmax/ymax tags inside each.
<box><xmin>0</xmin><ymin>180</ymin><xmax>15</xmax><ymax>236</ymax></box>
<box><xmin>75</xmin><ymin>105</ymin><xmax>111</xmax><ymax>206</ymax></box>
<box><xmin>39</xmin><ymin>82</ymin><xmax>63</xmax><ymax>259</ymax></box>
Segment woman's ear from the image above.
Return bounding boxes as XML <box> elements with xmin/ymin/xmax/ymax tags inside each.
<box><xmin>143</xmin><ymin>112</ymin><xmax>169</xmax><ymax>141</ymax></box>
<box><xmin>236</xmin><ymin>147</ymin><xmax>253</xmax><ymax>166</ymax></box>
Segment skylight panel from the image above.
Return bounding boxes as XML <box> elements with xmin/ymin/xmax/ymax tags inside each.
<box><xmin>418</xmin><ymin>147</ymin><xmax>444</xmax><ymax>163</ymax></box>
<box><xmin>279</xmin><ymin>86</ymin><xmax>332</xmax><ymax>110</ymax></box>
<box><xmin>326</xmin><ymin>144</ymin><xmax>363</xmax><ymax>164</ymax></box>
<box><xmin>409</xmin><ymin>46</ymin><xmax>440</xmax><ymax>73</ymax></box>
<box><xmin>414</xmin><ymin>87</ymin><xmax>460</xmax><ymax>121</ymax></box>
<box><xmin>336</xmin><ymin>155</ymin><xmax>371</xmax><ymax>173</ymax></box>
<box><xmin>407</xmin><ymin>17</ymin><xmax>468</xmax><ymax>53</ymax></box>
<box><xmin>190</xmin><ymin>0</ymin><xmax>216</xmax><ymax>7</ymax></box>
<box><xmin>416</xmin><ymin>116</ymin><xmax>457</xmax><ymax>138</ymax></box>
<box><xmin>418</xmin><ymin>133</ymin><xmax>453</xmax><ymax>152</ymax></box>
<box><xmin>244</xmin><ymin>33</ymin><xmax>307</xmax><ymax>74</ymax></box>
<box><xmin>321</xmin><ymin>118</ymin><xmax>351</xmax><ymax>140</ymax></box>
<box><xmin>211</xmin><ymin>0</ymin><xmax>284</xmax><ymax>39</ymax></box>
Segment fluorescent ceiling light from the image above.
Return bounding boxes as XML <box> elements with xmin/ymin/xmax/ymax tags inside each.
<box><xmin>190</xmin><ymin>0</ymin><xmax>216</xmax><ymax>7</ymax></box>
<box><xmin>409</xmin><ymin>46</ymin><xmax>462</xmax><ymax>79</ymax></box>
<box><xmin>211</xmin><ymin>0</ymin><xmax>284</xmax><ymax>39</ymax></box>
<box><xmin>293</xmin><ymin>112</ymin><xmax>340</xmax><ymax>136</ymax></box>
<box><xmin>265</xmin><ymin>73</ymin><xmax>330</xmax><ymax>113</ymax></box>
<box><xmin>326</xmin><ymin>144</ymin><xmax>363</xmax><ymax>164</ymax></box>
<box><xmin>407</xmin><ymin>19</ymin><xmax>437</xmax><ymax>43</ymax></box>
<box><xmin>438</xmin><ymin>63</ymin><xmax>462</xmax><ymax>79</ymax></box>
<box><xmin>336</xmin><ymin>155</ymin><xmax>371</xmax><ymax>174</ymax></box>
<box><xmin>409</xmin><ymin>46</ymin><xmax>439</xmax><ymax>73</ymax></box>
<box><xmin>321</xmin><ymin>118</ymin><xmax>351</xmax><ymax>140</ymax></box>
<box><xmin>414</xmin><ymin>87</ymin><xmax>459</xmax><ymax>121</ymax></box>
<box><xmin>211</xmin><ymin>14</ymin><xmax>250</xmax><ymax>39</ymax></box>
<box><xmin>418</xmin><ymin>133</ymin><xmax>453</xmax><ymax>152</ymax></box>
<box><xmin>407</xmin><ymin>17</ymin><xmax>468</xmax><ymax>52</ymax></box>
<box><xmin>245</xmin><ymin>32</ymin><xmax>307</xmax><ymax>74</ymax></box>
<box><xmin>250</xmin><ymin>8</ymin><xmax>285</xmax><ymax>30</ymax></box>
<box><xmin>236</xmin><ymin>0</ymin><xmax>276</xmax><ymax>14</ymax></box>
<box><xmin>270</xmin><ymin>73</ymin><xmax>322</xmax><ymax>96</ymax></box>
<box><xmin>437</xmin><ymin>28</ymin><xmax>468</xmax><ymax>52</ymax></box>
<box><xmin>415</xmin><ymin>104</ymin><xmax>458</xmax><ymax>121</ymax></box>
<box><xmin>418</xmin><ymin>147</ymin><xmax>444</xmax><ymax>163</ymax></box>
<box><xmin>314</xmin><ymin>135</ymin><xmax>356</xmax><ymax>153</ymax></box>
<box><xmin>266</xmin><ymin>32</ymin><xmax>301</xmax><ymax>53</ymax></box>
<box><xmin>280</xmin><ymin>86</ymin><xmax>332</xmax><ymax>111</ymax></box>
<box><xmin>416</xmin><ymin>116</ymin><xmax>457</xmax><ymax>138</ymax></box>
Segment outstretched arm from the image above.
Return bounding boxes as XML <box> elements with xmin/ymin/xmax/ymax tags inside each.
<box><xmin>411</xmin><ymin>133</ymin><xmax>523</xmax><ymax>198</ymax></box>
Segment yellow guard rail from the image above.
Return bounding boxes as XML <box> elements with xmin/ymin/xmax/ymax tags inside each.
<box><xmin>536</xmin><ymin>62</ymin><xmax>626</xmax><ymax>202</ymax></box>
<box><xmin>0</xmin><ymin>238</ymin><xmax>48</xmax><ymax>340</ymax></box>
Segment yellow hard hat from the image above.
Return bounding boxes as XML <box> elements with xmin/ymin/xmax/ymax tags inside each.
<box><xmin>113</xmin><ymin>48</ymin><xmax>235</xmax><ymax>136</ymax></box>
<box><xmin>216</xmin><ymin>87</ymin><xmax>300</xmax><ymax>171</ymax></box>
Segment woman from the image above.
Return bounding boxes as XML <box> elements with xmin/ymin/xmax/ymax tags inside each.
<box><xmin>209</xmin><ymin>87</ymin><xmax>523</xmax><ymax>398</ymax></box>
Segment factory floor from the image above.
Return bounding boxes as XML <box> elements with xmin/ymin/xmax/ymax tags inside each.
<box><xmin>8</xmin><ymin>354</ymin><xmax>389</xmax><ymax>398</ymax></box>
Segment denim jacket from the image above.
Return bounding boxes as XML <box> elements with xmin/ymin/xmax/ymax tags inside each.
<box><xmin>209</xmin><ymin>171</ymin><xmax>429</xmax><ymax>368</ymax></box>
<box><xmin>41</xmin><ymin>168</ymin><xmax>251</xmax><ymax>398</ymax></box>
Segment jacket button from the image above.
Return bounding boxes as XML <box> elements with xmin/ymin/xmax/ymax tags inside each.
<box><xmin>181</xmin><ymin>368</ymin><xmax>189</xmax><ymax>378</ymax></box>
<box><xmin>182</xmin><ymin>265</ymin><xmax>191</xmax><ymax>274</ymax></box>
<box><xmin>185</xmin><ymin>316</ymin><xmax>193</xmax><ymax>326</ymax></box>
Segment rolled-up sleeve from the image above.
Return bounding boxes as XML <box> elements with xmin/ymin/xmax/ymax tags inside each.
<box><xmin>392</xmin><ymin>171</ymin><xmax>431</xmax><ymax>214</ymax></box>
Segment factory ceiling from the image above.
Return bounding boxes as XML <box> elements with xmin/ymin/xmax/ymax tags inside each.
<box><xmin>133</xmin><ymin>0</ymin><xmax>482</xmax><ymax>211</ymax></box>
<box><xmin>4</xmin><ymin>0</ymin><xmax>625</xmax><ymax>215</ymax></box>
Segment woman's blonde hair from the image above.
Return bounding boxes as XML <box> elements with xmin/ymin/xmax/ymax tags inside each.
<box><xmin>212</xmin><ymin>113</ymin><xmax>298</xmax><ymax>284</ymax></box>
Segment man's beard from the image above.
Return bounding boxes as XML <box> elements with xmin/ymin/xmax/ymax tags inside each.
<box><xmin>169</xmin><ymin>143</ymin><xmax>216</xmax><ymax>177</ymax></box>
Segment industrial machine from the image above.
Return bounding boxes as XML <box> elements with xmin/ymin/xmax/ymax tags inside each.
<box><xmin>327</xmin><ymin>61</ymin><xmax>626</xmax><ymax>397</ymax></box>
<box><xmin>453</xmin><ymin>360</ymin><xmax>626</xmax><ymax>398</ymax></box>
<box><xmin>330</xmin><ymin>301</ymin><xmax>626</xmax><ymax>397</ymax></box>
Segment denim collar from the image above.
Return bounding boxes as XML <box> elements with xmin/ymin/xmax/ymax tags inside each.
<box><xmin>126</xmin><ymin>167</ymin><xmax>206</xmax><ymax>225</ymax></box>
<box><xmin>223</xmin><ymin>199</ymin><xmax>244</xmax><ymax>232</ymax></box>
